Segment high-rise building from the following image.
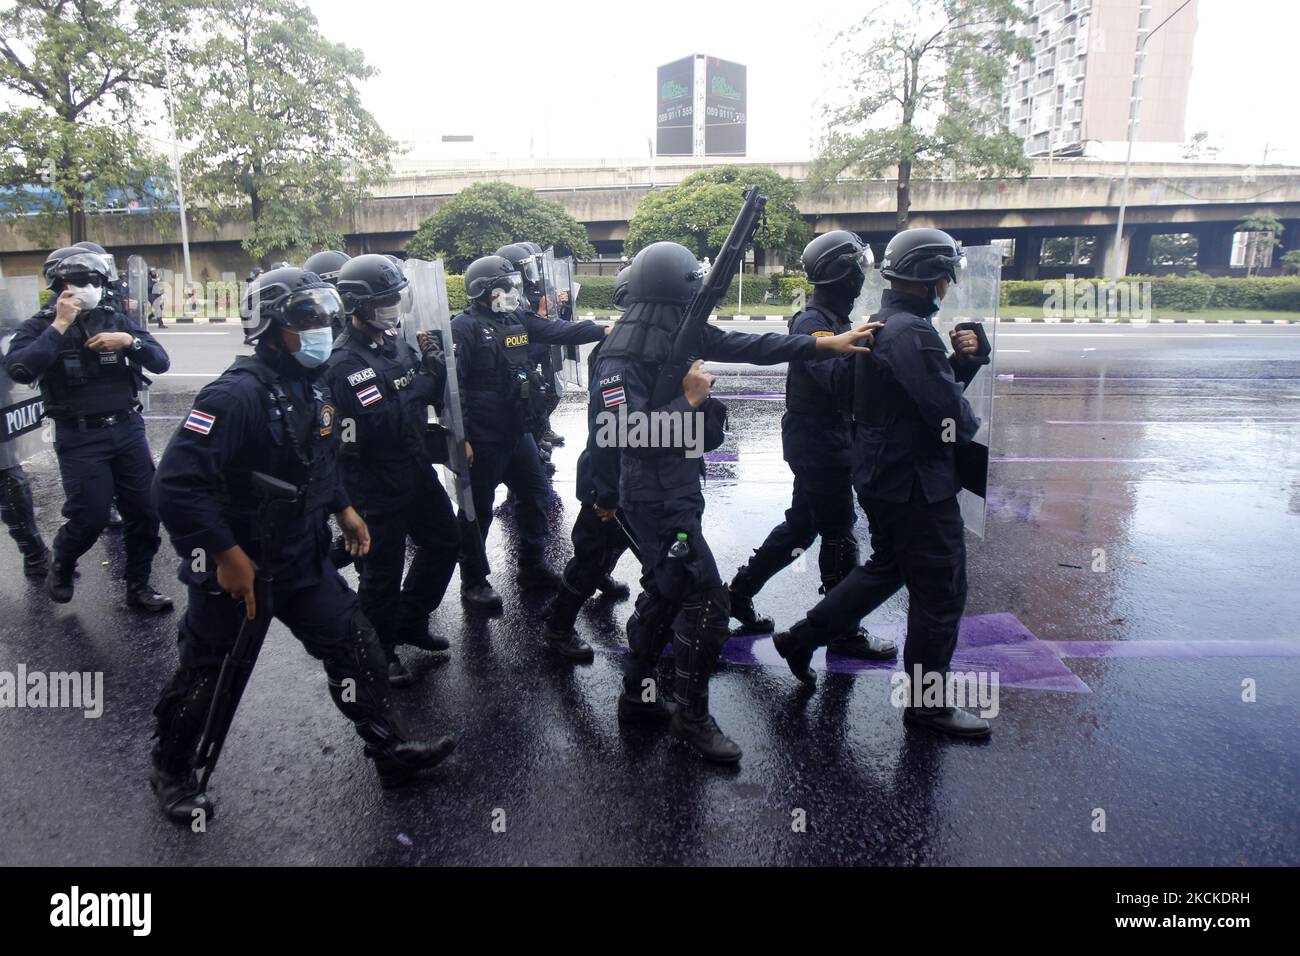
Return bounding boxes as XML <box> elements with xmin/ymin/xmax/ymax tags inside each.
<box><xmin>995</xmin><ymin>0</ymin><xmax>1198</xmax><ymax>159</ymax></box>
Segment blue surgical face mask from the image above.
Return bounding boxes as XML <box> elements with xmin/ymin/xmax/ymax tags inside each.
<box><xmin>292</xmin><ymin>327</ymin><xmax>333</xmax><ymax>368</ymax></box>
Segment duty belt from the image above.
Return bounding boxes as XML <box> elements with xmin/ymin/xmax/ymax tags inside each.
<box><xmin>55</xmin><ymin>408</ymin><xmax>135</xmax><ymax>431</ymax></box>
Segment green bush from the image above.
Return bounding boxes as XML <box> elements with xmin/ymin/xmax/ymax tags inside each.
<box><xmin>1144</xmin><ymin>275</ymin><xmax>1214</xmax><ymax>311</ymax></box>
<box><xmin>449</xmin><ymin>273</ymin><xmax>778</xmax><ymax>312</ymax></box>
<box><xmin>1207</xmin><ymin>276</ymin><xmax>1300</xmax><ymax>309</ymax></box>
<box><xmin>1261</xmin><ymin>285</ymin><xmax>1300</xmax><ymax>310</ymax></box>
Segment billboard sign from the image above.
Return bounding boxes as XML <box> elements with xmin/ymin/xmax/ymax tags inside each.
<box><xmin>704</xmin><ymin>57</ymin><xmax>746</xmax><ymax>156</ymax></box>
<box><xmin>656</xmin><ymin>56</ymin><xmax>695</xmax><ymax>156</ymax></box>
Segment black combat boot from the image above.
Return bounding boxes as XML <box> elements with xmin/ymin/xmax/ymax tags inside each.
<box><xmin>461</xmin><ymin>580</ymin><xmax>504</xmax><ymax>615</ymax></box>
<box><xmin>539</xmin><ymin>426</ymin><xmax>565</xmax><ymax>447</ymax></box>
<box><xmin>151</xmin><ymin>669</ymin><xmax>218</xmax><ymax>824</ymax></box>
<box><xmin>828</xmin><ymin>626</ymin><xmax>897</xmax><ymax>661</ymax></box>
<box><xmin>106</xmin><ymin>504</ymin><xmax>124</xmax><ymax>529</ymax></box>
<box><xmin>668</xmin><ymin>595</ymin><xmax>742</xmax><ymax>764</ymax></box>
<box><xmin>517</xmin><ymin>552</ymin><xmax>562</xmax><ymax>591</ymax></box>
<box><xmin>668</xmin><ymin>631</ymin><xmax>742</xmax><ymax>764</ymax></box>
<box><xmin>394</xmin><ymin>624</ymin><xmax>450</xmax><ymax>652</ymax></box>
<box><xmin>904</xmin><ymin>705</ymin><xmax>992</xmax><ymax>739</ymax></box>
<box><xmin>772</xmin><ymin>619</ymin><xmax>825</xmax><ymax>687</ymax></box>
<box><xmin>616</xmin><ymin>604</ymin><xmax>677</xmax><ymax>725</ymax></box>
<box><xmin>386</xmin><ymin>650</ymin><xmax>414</xmax><ymax>688</ymax></box>
<box><xmin>727</xmin><ymin>565</ymin><xmax>774</xmax><ymax>634</ymax></box>
<box><xmin>596</xmin><ymin>573</ymin><xmax>630</xmax><ymax>600</ymax></box>
<box><xmin>542</xmin><ymin>581</ymin><xmax>595</xmax><ymax>662</ymax></box>
<box><xmin>127</xmin><ymin>580</ymin><xmax>174</xmax><ymax>612</ymax></box>
<box><xmin>325</xmin><ymin>614</ymin><xmax>456</xmax><ymax>787</ymax></box>
<box><xmin>47</xmin><ymin>559</ymin><xmax>75</xmax><ymax>604</ymax></box>
<box><xmin>21</xmin><ymin>540</ymin><xmax>50</xmax><ymax>579</ymax></box>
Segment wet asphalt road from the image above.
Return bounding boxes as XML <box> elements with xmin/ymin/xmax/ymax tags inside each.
<box><xmin>1</xmin><ymin>322</ymin><xmax>1298</xmax><ymax>866</ymax></box>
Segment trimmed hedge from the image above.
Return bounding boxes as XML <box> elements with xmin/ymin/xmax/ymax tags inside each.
<box><xmin>999</xmin><ymin>276</ymin><xmax>1300</xmax><ymax>312</ymax></box>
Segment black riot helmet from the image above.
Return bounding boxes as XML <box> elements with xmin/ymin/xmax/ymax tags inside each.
<box><xmin>464</xmin><ymin>255</ymin><xmax>523</xmax><ymax>302</ymax></box>
<box><xmin>240</xmin><ymin>267</ymin><xmax>344</xmax><ymax>344</ymax></box>
<box><xmin>47</xmin><ymin>250</ymin><xmax>112</xmax><ymax>292</ymax></box>
<box><xmin>624</xmin><ymin>242</ymin><xmax>704</xmax><ymax>306</ymax></box>
<box><xmin>495</xmin><ymin>242</ymin><xmax>543</xmax><ymax>288</ymax></box>
<box><xmin>73</xmin><ymin>241</ymin><xmax>118</xmax><ymax>280</ymax></box>
<box><xmin>612</xmin><ymin>267</ymin><xmax>632</xmax><ymax>312</ymax></box>
<box><xmin>303</xmin><ymin>250</ymin><xmax>351</xmax><ymax>286</ymax></box>
<box><xmin>879</xmin><ymin>228</ymin><xmax>965</xmax><ymax>286</ymax></box>
<box><xmin>335</xmin><ymin>254</ymin><xmax>408</xmax><ymax>318</ymax></box>
<box><xmin>43</xmin><ymin>246</ymin><xmax>83</xmax><ymax>287</ymax></box>
<box><xmin>802</xmin><ymin>231</ymin><xmax>871</xmax><ymax>286</ymax></box>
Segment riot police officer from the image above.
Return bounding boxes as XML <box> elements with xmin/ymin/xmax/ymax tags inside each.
<box><xmin>148</xmin><ymin>267</ymin><xmax>454</xmax><ymax>823</ymax></box>
<box><xmin>5</xmin><ymin>249</ymin><xmax>172</xmax><ymax>610</ymax></box>
<box><xmin>594</xmin><ymin>241</ymin><xmax>876</xmax><ymax>764</ymax></box>
<box><xmin>148</xmin><ymin>268</ymin><xmax>165</xmax><ymax>329</ymax></box>
<box><xmin>326</xmin><ymin>254</ymin><xmax>458</xmax><ymax>687</ymax></box>
<box><xmin>73</xmin><ymin>241</ymin><xmax>125</xmax><ymax>312</ymax></box>
<box><xmin>726</xmin><ymin>232</ymin><xmax>897</xmax><ymax>661</ymax></box>
<box><xmin>451</xmin><ymin>255</ymin><xmax>608</xmax><ymax>614</ymax></box>
<box><xmin>304</xmin><ymin>250</ymin><xmax>351</xmax><ymax>336</ymax></box>
<box><xmin>541</xmin><ymin>267</ymin><xmax>636</xmax><ymax>662</ymax></box>
<box><xmin>773</xmin><ymin>228</ymin><xmax>992</xmax><ymax>738</ymax></box>
<box><xmin>496</xmin><ymin>241</ymin><xmax>566</xmax><ymax>463</ymax></box>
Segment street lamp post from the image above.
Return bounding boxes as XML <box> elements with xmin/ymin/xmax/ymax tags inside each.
<box><xmin>164</xmin><ymin>61</ymin><xmax>194</xmax><ymax>306</ymax></box>
<box><xmin>1109</xmin><ymin>0</ymin><xmax>1195</xmax><ymax>306</ymax></box>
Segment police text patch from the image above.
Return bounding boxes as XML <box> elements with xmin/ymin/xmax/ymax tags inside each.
<box><xmin>184</xmin><ymin>409</ymin><xmax>215</xmax><ymax>435</ymax></box>
<box><xmin>347</xmin><ymin>368</ymin><xmax>377</xmax><ymax>387</ymax></box>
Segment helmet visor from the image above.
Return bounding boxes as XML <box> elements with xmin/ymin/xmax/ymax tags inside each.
<box><xmin>282</xmin><ymin>287</ymin><xmax>345</xmax><ymax>331</ymax></box>
<box><xmin>518</xmin><ymin>256</ymin><xmax>541</xmax><ymax>285</ymax></box>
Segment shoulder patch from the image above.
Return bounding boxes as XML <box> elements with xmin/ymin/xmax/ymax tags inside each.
<box><xmin>184</xmin><ymin>409</ymin><xmax>215</xmax><ymax>436</ymax></box>
<box><xmin>598</xmin><ymin>372</ymin><xmax>623</xmax><ymax>387</ymax></box>
<box><xmin>811</xmin><ymin>330</ymin><xmax>833</xmax><ymax>337</ymax></box>
<box><xmin>356</xmin><ymin>383</ymin><xmax>383</xmax><ymax>407</ymax></box>
<box><xmin>601</xmin><ymin>385</ymin><xmax>626</xmax><ymax>408</ymax></box>
<box><xmin>347</xmin><ymin>367</ymin><xmax>377</xmax><ymax>387</ymax></box>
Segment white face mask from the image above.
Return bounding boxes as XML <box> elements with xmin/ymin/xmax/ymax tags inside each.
<box><xmin>491</xmin><ymin>289</ymin><xmax>520</xmax><ymax>314</ymax></box>
<box><xmin>67</xmin><ymin>284</ymin><xmax>102</xmax><ymax>312</ymax></box>
<box><xmin>370</xmin><ymin>303</ymin><xmax>401</xmax><ymax>330</ymax></box>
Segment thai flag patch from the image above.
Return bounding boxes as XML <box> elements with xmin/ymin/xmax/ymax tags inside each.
<box><xmin>357</xmin><ymin>384</ymin><xmax>383</xmax><ymax>407</ymax></box>
<box><xmin>183</xmin><ymin>409</ymin><xmax>215</xmax><ymax>435</ymax></box>
<box><xmin>601</xmin><ymin>386</ymin><xmax>626</xmax><ymax>408</ymax></box>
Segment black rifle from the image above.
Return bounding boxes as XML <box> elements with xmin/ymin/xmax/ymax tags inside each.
<box><xmin>649</xmin><ymin>186</ymin><xmax>767</xmax><ymax>407</ymax></box>
<box><xmin>193</xmin><ymin>471</ymin><xmax>301</xmax><ymax>792</ymax></box>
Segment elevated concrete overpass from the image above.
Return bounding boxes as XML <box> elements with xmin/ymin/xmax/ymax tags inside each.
<box><xmin>2</xmin><ymin>157</ymin><xmax>1298</xmax><ymax>282</ymax></box>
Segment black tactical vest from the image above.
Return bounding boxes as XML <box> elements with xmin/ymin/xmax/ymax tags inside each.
<box><xmin>40</xmin><ymin>310</ymin><xmax>140</xmax><ymax>418</ymax></box>
<box><xmin>335</xmin><ymin>330</ymin><xmax>426</xmax><ymax>462</ymax></box>
<box><xmin>784</xmin><ymin>304</ymin><xmax>852</xmax><ymax>418</ymax></box>
<box><xmin>473</xmin><ymin>310</ymin><xmax>548</xmax><ymax>427</ymax></box>
<box><xmin>219</xmin><ymin>355</ymin><xmax>339</xmax><ymax>518</ymax></box>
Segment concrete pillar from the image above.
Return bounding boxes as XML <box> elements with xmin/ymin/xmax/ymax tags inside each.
<box><xmin>1012</xmin><ymin>232</ymin><xmax>1042</xmax><ymax>280</ymax></box>
<box><xmin>1195</xmin><ymin>222</ymin><xmax>1235</xmax><ymax>273</ymax></box>
<box><xmin>1127</xmin><ymin>228</ymin><xmax>1153</xmax><ymax>274</ymax></box>
<box><xmin>1093</xmin><ymin>229</ymin><xmax>1131</xmax><ymax>279</ymax></box>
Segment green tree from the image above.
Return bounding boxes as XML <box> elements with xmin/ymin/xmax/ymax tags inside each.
<box><xmin>1149</xmin><ymin>233</ymin><xmax>1199</xmax><ymax>268</ymax></box>
<box><xmin>810</xmin><ymin>0</ymin><xmax>1030</xmax><ymax>231</ymax></box>
<box><xmin>1280</xmin><ymin>249</ymin><xmax>1300</xmax><ymax>276</ymax></box>
<box><xmin>175</xmin><ymin>0</ymin><xmax>394</xmax><ymax>263</ymax></box>
<box><xmin>1237</xmin><ymin>214</ymin><xmax>1283</xmax><ymax>276</ymax></box>
<box><xmin>405</xmin><ymin>181</ymin><xmax>595</xmax><ymax>272</ymax></box>
<box><xmin>0</xmin><ymin>0</ymin><xmax>190</xmax><ymax>245</ymax></box>
<box><xmin>624</xmin><ymin>165</ymin><xmax>808</xmax><ymax>266</ymax></box>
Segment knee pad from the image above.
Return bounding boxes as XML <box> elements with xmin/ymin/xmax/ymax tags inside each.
<box><xmin>152</xmin><ymin>667</ymin><xmax>219</xmax><ymax>772</ymax></box>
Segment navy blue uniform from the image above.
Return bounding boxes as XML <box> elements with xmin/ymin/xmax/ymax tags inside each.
<box><xmin>545</xmin><ymin>341</ymin><xmax>635</xmax><ymax>635</ymax></box>
<box><xmin>5</xmin><ymin>304</ymin><xmax>168</xmax><ymax>587</ymax></box>
<box><xmin>150</xmin><ymin>348</ymin><xmax>409</xmax><ymax>778</ymax></box>
<box><xmin>594</xmin><ymin>310</ymin><xmax>819</xmax><ymax>713</ymax></box>
<box><xmin>450</xmin><ymin>302</ymin><xmax>604</xmax><ymax>586</ymax></box>
<box><xmin>798</xmin><ymin>289</ymin><xmax>982</xmax><ymax>678</ymax></box>
<box><xmin>732</xmin><ymin>295</ymin><xmax>860</xmax><ymax>607</ymax></box>
<box><xmin>325</xmin><ymin>326</ymin><xmax>459</xmax><ymax>652</ymax></box>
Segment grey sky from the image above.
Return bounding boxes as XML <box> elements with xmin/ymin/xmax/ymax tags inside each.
<box><xmin>305</xmin><ymin>0</ymin><xmax>1288</xmax><ymax>167</ymax></box>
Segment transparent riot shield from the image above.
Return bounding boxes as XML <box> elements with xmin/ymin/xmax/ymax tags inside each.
<box><xmin>400</xmin><ymin>258</ymin><xmax>482</xmax><ymax>546</ymax></box>
<box><xmin>551</xmin><ymin>255</ymin><xmax>586</xmax><ymax>387</ymax></box>
<box><xmin>850</xmin><ymin>245</ymin><xmax>999</xmax><ymax>538</ymax></box>
<box><xmin>126</xmin><ymin>255</ymin><xmax>149</xmax><ymax>330</ymax></box>
<box><xmin>126</xmin><ymin>255</ymin><xmax>152</xmax><ymax>411</ymax></box>
<box><xmin>0</xmin><ymin>269</ymin><xmax>46</xmax><ymax>469</ymax></box>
